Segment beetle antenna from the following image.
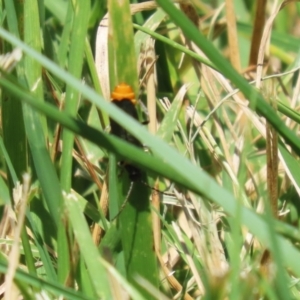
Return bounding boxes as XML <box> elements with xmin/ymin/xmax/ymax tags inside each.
<box><xmin>111</xmin><ymin>181</ymin><xmax>134</xmax><ymax>221</ymax></box>
<box><xmin>140</xmin><ymin>180</ymin><xmax>173</xmax><ymax>195</ymax></box>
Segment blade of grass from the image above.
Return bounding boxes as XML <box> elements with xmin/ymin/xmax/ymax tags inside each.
<box><xmin>58</xmin><ymin>0</ymin><xmax>90</xmax><ymax>286</ymax></box>
<box><xmin>156</xmin><ymin>85</ymin><xmax>187</xmax><ymax>142</ymax></box>
<box><xmin>60</xmin><ymin>0</ymin><xmax>90</xmax><ymax>191</ymax></box>
<box><xmin>10</xmin><ymin>0</ymin><xmax>60</xmax><ymax>280</ymax></box>
<box><xmin>108</xmin><ymin>154</ymin><xmax>119</xmax><ymax>221</ymax></box>
<box><xmin>0</xmin><ymin>136</ymin><xmax>18</xmax><ymax>186</ymax></box>
<box><xmin>2</xmin><ymin>0</ymin><xmax>27</xmax><ymax>190</ymax></box>
<box><xmin>84</xmin><ymin>38</ymin><xmax>108</xmax><ymax>128</ymax></box>
<box><xmin>225</xmin><ymin>0</ymin><xmax>241</xmax><ymax>71</ymax></box>
<box><xmin>76</xmin><ymin>256</ymin><xmax>98</xmax><ymax>299</ymax></box>
<box><xmin>248</xmin><ymin>0</ymin><xmax>267</xmax><ymax>66</ymax></box>
<box><xmin>63</xmin><ymin>192</ymin><xmax>112</xmax><ymax>299</ymax></box>
<box><xmin>57</xmin><ymin>0</ymin><xmax>73</xmax><ymax>68</ymax></box>
<box><xmin>19</xmin><ymin>61</ymin><xmax>62</xmax><ymax>235</ymax></box>
<box><xmin>108</xmin><ymin>0</ymin><xmax>138</xmax><ymax>93</ymax></box>
<box><xmin>26</xmin><ymin>211</ymin><xmax>57</xmax><ymax>281</ymax></box>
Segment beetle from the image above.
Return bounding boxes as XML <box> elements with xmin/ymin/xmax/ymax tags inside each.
<box><xmin>109</xmin><ymin>83</ymin><xmax>167</xmax><ymax>220</ymax></box>
<box><xmin>109</xmin><ymin>83</ymin><xmax>143</xmax><ymax>181</ymax></box>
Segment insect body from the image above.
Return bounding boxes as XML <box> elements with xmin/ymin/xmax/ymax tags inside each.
<box><xmin>110</xmin><ymin>83</ymin><xmax>142</xmax><ymax>181</ymax></box>
<box><xmin>109</xmin><ymin>83</ymin><xmax>165</xmax><ymax>220</ymax></box>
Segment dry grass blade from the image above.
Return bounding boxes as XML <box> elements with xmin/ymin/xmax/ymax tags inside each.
<box><xmin>265</xmin><ymin>82</ymin><xmax>278</xmax><ymax>217</ymax></box>
<box><xmin>255</xmin><ymin>1</ymin><xmax>281</xmax><ymax>87</ymax></box>
<box><xmin>260</xmin><ymin>80</ymin><xmax>278</xmax><ymax>281</ymax></box>
<box><xmin>156</xmin><ymin>250</ymin><xmax>194</xmax><ymax>300</ymax></box>
<box><xmin>172</xmin><ymin>221</ymin><xmax>204</xmax><ymax>294</ymax></box>
<box><xmin>0</xmin><ymin>48</ymin><xmax>22</xmax><ymax>72</ymax></box>
<box><xmin>143</xmin><ymin>38</ymin><xmax>157</xmax><ymax>134</ymax></box>
<box><xmin>248</xmin><ymin>0</ymin><xmax>267</xmax><ymax>67</ymax></box>
<box><xmin>152</xmin><ymin>186</ymin><xmax>161</xmax><ymax>255</ymax></box>
<box><xmin>225</xmin><ymin>0</ymin><xmax>241</xmax><ymax>72</ymax></box>
<box><xmin>92</xmin><ymin>181</ymin><xmax>109</xmax><ymax>245</ymax></box>
<box><xmin>178</xmin><ymin>2</ymin><xmax>202</xmax><ymax>80</ymax></box>
<box><xmin>5</xmin><ymin>174</ymin><xmax>30</xmax><ymax>300</ymax></box>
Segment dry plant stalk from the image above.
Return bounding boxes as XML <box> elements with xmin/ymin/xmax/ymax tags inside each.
<box><xmin>92</xmin><ymin>181</ymin><xmax>109</xmax><ymax>245</ymax></box>
<box><xmin>266</xmin><ymin>83</ymin><xmax>278</xmax><ymax>218</ymax></box>
<box><xmin>178</xmin><ymin>2</ymin><xmax>202</xmax><ymax>79</ymax></box>
<box><xmin>172</xmin><ymin>221</ymin><xmax>205</xmax><ymax>294</ymax></box>
<box><xmin>261</xmin><ymin>81</ymin><xmax>278</xmax><ymax>283</ymax></box>
<box><xmin>143</xmin><ymin>38</ymin><xmax>157</xmax><ymax>134</ymax></box>
<box><xmin>262</xmin><ymin>81</ymin><xmax>278</xmax><ymax>278</ymax></box>
<box><xmin>248</xmin><ymin>0</ymin><xmax>267</xmax><ymax>67</ymax></box>
<box><xmin>156</xmin><ymin>250</ymin><xmax>194</xmax><ymax>300</ymax></box>
<box><xmin>225</xmin><ymin>0</ymin><xmax>241</xmax><ymax>72</ymax></box>
<box><xmin>254</xmin><ymin>2</ymin><xmax>282</xmax><ymax>278</ymax></box>
<box><xmin>139</xmin><ymin>39</ymin><xmax>163</xmax><ymax>253</ymax></box>
<box><xmin>4</xmin><ymin>174</ymin><xmax>30</xmax><ymax>300</ymax></box>
<box><xmin>151</xmin><ymin>185</ymin><xmax>161</xmax><ymax>255</ymax></box>
<box><xmin>255</xmin><ymin>1</ymin><xmax>281</xmax><ymax>87</ymax></box>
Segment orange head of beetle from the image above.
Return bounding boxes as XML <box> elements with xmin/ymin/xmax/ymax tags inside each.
<box><xmin>111</xmin><ymin>83</ymin><xmax>136</xmax><ymax>105</ymax></box>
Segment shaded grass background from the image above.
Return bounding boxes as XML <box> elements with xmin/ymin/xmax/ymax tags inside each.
<box><xmin>0</xmin><ymin>0</ymin><xmax>300</xmax><ymax>299</ymax></box>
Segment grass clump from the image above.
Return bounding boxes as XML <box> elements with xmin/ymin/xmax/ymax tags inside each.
<box><xmin>0</xmin><ymin>1</ymin><xmax>300</xmax><ymax>299</ymax></box>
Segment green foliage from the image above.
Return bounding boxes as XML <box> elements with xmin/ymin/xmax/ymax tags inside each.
<box><xmin>0</xmin><ymin>0</ymin><xmax>300</xmax><ymax>299</ymax></box>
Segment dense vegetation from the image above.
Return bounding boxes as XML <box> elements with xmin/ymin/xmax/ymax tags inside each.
<box><xmin>0</xmin><ymin>0</ymin><xmax>300</xmax><ymax>299</ymax></box>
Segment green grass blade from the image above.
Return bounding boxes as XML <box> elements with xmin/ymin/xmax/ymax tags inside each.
<box><xmin>2</xmin><ymin>0</ymin><xmax>27</xmax><ymax>188</ymax></box>
<box><xmin>56</xmin><ymin>0</ymin><xmax>73</xmax><ymax>67</ymax></box>
<box><xmin>26</xmin><ymin>211</ymin><xmax>57</xmax><ymax>281</ymax></box>
<box><xmin>64</xmin><ymin>192</ymin><xmax>112</xmax><ymax>299</ymax></box>
<box><xmin>108</xmin><ymin>0</ymin><xmax>138</xmax><ymax>92</ymax></box>
<box><xmin>0</xmin><ymin>136</ymin><xmax>18</xmax><ymax>186</ymax></box>
<box><xmin>57</xmin><ymin>0</ymin><xmax>90</xmax><ymax>286</ymax></box>
<box><xmin>60</xmin><ymin>0</ymin><xmax>90</xmax><ymax>191</ymax></box>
